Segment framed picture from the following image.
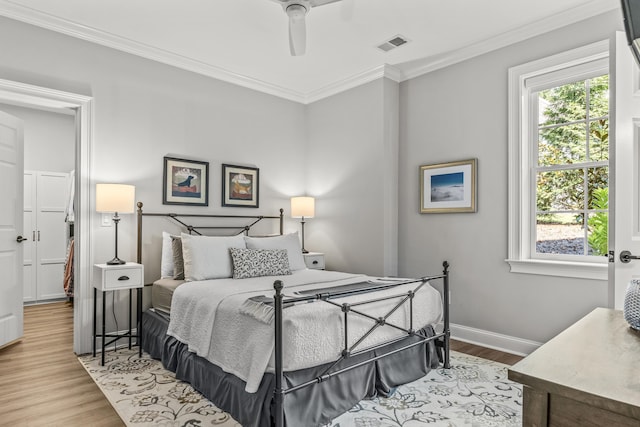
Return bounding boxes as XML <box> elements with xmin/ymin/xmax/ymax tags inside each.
<box><xmin>420</xmin><ymin>159</ymin><xmax>477</xmax><ymax>213</ymax></box>
<box><xmin>163</xmin><ymin>156</ymin><xmax>209</xmax><ymax>206</ymax></box>
<box><xmin>222</xmin><ymin>164</ymin><xmax>259</xmax><ymax>208</ymax></box>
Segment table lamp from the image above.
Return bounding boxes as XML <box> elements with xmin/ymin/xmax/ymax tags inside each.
<box><xmin>96</xmin><ymin>183</ymin><xmax>135</xmax><ymax>265</ymax></box>
<box><xmin>291</xmin><ymin>196</ymin><xmax>315</xmax><ymax>253</ymax></box>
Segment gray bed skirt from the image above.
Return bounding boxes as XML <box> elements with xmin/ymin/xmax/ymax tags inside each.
<box><xmin>142</xmin><ymin>309</ymin><xmax>442</xmax><ymax>427</ymax></box>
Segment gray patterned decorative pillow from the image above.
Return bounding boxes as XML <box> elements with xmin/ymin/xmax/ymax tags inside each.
<box><xmin>229</xmin><ymin>248</ymin><xmax>291</xmax><ymax>279</ymax></box>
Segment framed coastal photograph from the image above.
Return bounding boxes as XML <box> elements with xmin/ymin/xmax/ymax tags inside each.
<box><xmin>420</xmin><ymin>159</ymin><xmax>477</xmax><ymax>213</ymax></box>
<box><xmin>163</xmin><ymin>156</ymin><xmax>209</xmax><ymax>206</ymax></box>
<box><xmin>222</xmin><ymin>164</ymin><xmax>259</xmax><ymax>208</ymax></box>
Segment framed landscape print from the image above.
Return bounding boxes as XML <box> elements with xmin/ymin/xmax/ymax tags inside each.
<box><xmin>163</xmin><ymin>156</ymin><xmax>209</xmax><ymax>206</ymax></box>
<box><xmin>420</xmin><ymin>159</ymin><xmax>477</xmax><ymax>213</ymax></box>
<box><xmin>222</xmin><ymin>164</ymin><xmax>259</xmax><ymax>208</ymax></box>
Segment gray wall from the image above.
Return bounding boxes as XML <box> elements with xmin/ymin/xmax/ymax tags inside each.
<box><xmin>0</xmin><ymin>16</ymin><xmax>308</xmax><ymax>278</ymax></box>
<box><xmin>306</xmin><ymin>78</ymin><xmax>399</xmax><ymax>276</ymax></box>
<box><xmin>397</xmin><ymin>10</ymin><xmax>621</xmax><ymax>345</ymax></box>
<box><xmin>0</xmin><ymin>9</ymin><xmax>624</xmax><ymax>350</ymax></box>
<box><xmin>0</xmin><ymin>16</ymin><xmax>307</xmax><ymax>331</ymax></box>
<box><xmin>0</xmin><ymin>103</ymin><xmax>74</xmax><ymax>173</ymax></box>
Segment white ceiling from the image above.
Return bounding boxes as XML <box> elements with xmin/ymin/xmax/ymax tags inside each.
<box><xmin>0</xmin><ymin>0</ymin><xmax>619</xmax><ymax>103</ymax></box>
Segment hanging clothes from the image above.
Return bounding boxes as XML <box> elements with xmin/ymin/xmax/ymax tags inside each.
<box><xmin>65</xmin><ymin>169</ymin><xmax>75</xmax><ymax>223</ymax></box>
<box><xmin>63</xmin><ymin>236</ymin><xmax>74</xmax><ymax>297</ymax></box>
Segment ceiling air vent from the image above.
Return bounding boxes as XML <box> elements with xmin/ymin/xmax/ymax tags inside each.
<box><xmin>377</xmin><ymin>35</ymin><xmax>410</xmax><ymax>52</ymax></box>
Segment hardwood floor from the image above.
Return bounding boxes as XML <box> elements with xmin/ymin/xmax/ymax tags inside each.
<box><xmin>451</xmin><ymin>339</ymin><xmax>524</xmax><ymax>366</ymax></box>
<box><xmin>0</xmin><ymin>302</ymin><xmax>123</xmax><ymax>427</ymax></box>
<box><xmin>0</xmin><ymin>302</ymin><xmax>523</xmax><ymax>426</ymax></box>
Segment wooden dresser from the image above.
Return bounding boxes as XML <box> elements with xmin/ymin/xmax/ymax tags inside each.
<box><xmin>508</xmin><ymin>308</ymin><xmax>640</xmax><ymax>426</ymax></box>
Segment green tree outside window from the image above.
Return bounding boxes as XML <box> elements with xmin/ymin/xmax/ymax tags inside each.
<box><xmin>535</xmin><ymin>75</ymin><xmax>608</xmax><ymax>256</ymax></box>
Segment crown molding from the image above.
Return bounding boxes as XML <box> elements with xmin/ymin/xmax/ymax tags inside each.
<box><xmin>0</xmin><ymin>0</ymin><xmax>619</xmax><ymax>104</ymax></box>
<box><xmin>304</xmin><ymin>64</ymin><xmax>402</xmax><ymax>104</ymax></box>
<box><xmin>397</xmin><ymin>0</ymin><xmax>619</xmax><ymax>81</ymax></box>
<box><xmin>0</xmin><ymin>0</ymin><xmax>309</xmax><ymax>103</ymax></box>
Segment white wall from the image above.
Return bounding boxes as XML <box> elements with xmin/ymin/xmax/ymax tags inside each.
<box><xmin>397</xmin><ymin>10</ymin><xmax>620</xmax><ymax>346</ymax></box>
<box><xmin>0</xmin><ymin>103</ymin><xmax>74</xmax><ymax>173</ymax></box>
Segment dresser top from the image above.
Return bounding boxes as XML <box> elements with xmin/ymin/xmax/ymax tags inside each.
<box><xmin>508</xmin><ymin>307</ymin><xmax>640</xmax><ymax>417</ymax></box>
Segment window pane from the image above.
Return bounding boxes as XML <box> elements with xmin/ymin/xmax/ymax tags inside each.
<box><xmin>536</xmin><ymin>169</ymin><xmax>584</xmax><ymax>211</ymax></box>
<box><xmin>587</xmin><ymin>167</ymin><xmax>608</xmax><ymax>209</ymax></box>
<box><xmin>589</xmin><ymin>119</ymin><xmax>609</xmax><ymax>161</ymax></box>
<box><xmin>589</xmin><ymin>75</ymin><xmax>609</xmax><ymax>118</ymax></box>
<box><xmin>538</xmin><ymin>123</ymin><xmax>586</xmax><ymax>166</ymax></box>
<box><xmin>539</xmin><ymin>81</ymin><xmax>586</xmax><ymax>126</ymax></box>
<box><xmin>536</xmin><ymin>214</ymin><xmax>585</xmax><ymax>255</ymax></box>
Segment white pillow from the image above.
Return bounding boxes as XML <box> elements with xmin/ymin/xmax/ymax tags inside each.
<box><xmin>244</xmin><ymin>232</ymin><xmax>306</xmax><ymax>271</ymax></box>
<box><xmin>181</xmin><ymin>233</ymin><xmax>246</xmax><ymax>281</ymax></box>
<box><xmin>160</xmin><ymin>231</ymin><xmax>174</xmax><ymax>279</ymax></box>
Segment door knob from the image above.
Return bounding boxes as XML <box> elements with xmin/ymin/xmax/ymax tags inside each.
<box><xmin>620</xmin><ymin>250</ymin><xmax>640</xmax><ymax>263</ymax></box>
<box><xmin>16</xmin><ymin>235</ymin><xmax>27</xmax><ymax>243</ymax></box>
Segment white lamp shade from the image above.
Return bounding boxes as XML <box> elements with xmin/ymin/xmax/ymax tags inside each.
<box><xmin>96</xmin><ymin>183</ymin><xmax>135</xmax><ymax>213</ymax></box>
<box><xmin>291</xmin><ymin>196</ymin><xmax>315</xmax><ymax>218</ymax></box>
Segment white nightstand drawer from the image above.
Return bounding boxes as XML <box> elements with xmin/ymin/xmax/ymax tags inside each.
<box><xmin>94</xmin><ymin>263</ymin><xmax>144</xmax><ymax>291</ymax></box>
<box><xmin>304</xmin><ymin>253</ymin><xmax>325</xmax><ymax>270</ymax></box>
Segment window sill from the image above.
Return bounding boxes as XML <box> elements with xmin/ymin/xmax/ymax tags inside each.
<box><xmin>505</xmin><ymin>258</ymin><xmax>607</xmax><ymax>281</ymax></box>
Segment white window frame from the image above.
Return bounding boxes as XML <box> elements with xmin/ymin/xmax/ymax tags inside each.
<box><xmin>507</xmin><ymin>40</ymin><xmax>609</xmax><ymax>280</ymax></box>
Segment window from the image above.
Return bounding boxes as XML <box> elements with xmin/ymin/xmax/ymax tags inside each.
<box><xmin>507</xmin><ymin>41</ymin><xmax>609</xmax><ymax>280</ymax></box>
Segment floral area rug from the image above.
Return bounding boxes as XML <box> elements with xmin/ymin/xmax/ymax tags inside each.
<box><xmin>79</xmin><ymin>349</ymin><xmax>522</xmax><ymax>427</ymax></box>
<box><xmin>327</xmin><ymin>352</ymin><xmax>522</xmax><ymax>427</ymax></box>
<box><xmin>79</xmin><ymin>350</ymin><xmax>240</xmax><ymax>427</ymax></box>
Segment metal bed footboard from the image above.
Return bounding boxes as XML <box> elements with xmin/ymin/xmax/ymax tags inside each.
<box><xmin>272</xmin><ymin>261</ymin><xmax>450</xmax><ymax>427</ymax></box>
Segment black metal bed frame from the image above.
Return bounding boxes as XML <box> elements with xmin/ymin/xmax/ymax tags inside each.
<box><xmin>135</xmin><ymin>202</ymin><xmax>450</xmax><ymax>427</ymax></box>
<box><xmin>273</xmin><ymin>263</ymin><xmax>450</xmax><ymax>427</ymax></box>
<box><xmin>136</xmin><ymin>202</ymin><xmax>284</xmax><ymax>263</ymax></box>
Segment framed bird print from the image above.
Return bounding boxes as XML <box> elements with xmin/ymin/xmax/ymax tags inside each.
<box><xmin>163</xmin><ymin>156</ymin><xmax>209</xmax><ymax>206</ymax></box>
<box><xmin>222</xmin><ymin>163</ymin><xmax>259</xmax><ymax>208</ymax></box>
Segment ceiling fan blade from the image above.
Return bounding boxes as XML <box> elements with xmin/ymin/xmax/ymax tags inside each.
<box><xmin>309</xmin><ymin>0</ymin><xmax>342</xmax><ymax>6</ymax></box>
<box><xmin>288</xmin><ymin>7</ymin><xmax>307</xmax><ymax>56</ymax></box>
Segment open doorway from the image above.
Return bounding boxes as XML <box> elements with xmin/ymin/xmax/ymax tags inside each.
<box><xmin>0</xmin><ymin>104</ymin><xmax>75</xmax><ymax>306</ymax></box>
<box><xmin>0</xmin><ymin>78</ymin><xmax>93</xmax><ymax>355</ymax></box>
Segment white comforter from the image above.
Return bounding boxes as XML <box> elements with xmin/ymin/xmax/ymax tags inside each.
<box><xmin>166</xmin><ymin>269</ymin><xmax>442</xmax><ymax>393</ymax></box>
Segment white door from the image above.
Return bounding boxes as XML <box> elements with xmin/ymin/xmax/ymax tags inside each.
<box><xmin>23</xmin><ymin>171</ymin><xmax>36</xmax><ymax>302</ymax></box>
<box><xmin>23</xmin><ymin>171</ymin><xmax>70</xmax><ymax>303</ymax></box>
<box><xmin>0</xmin><ymin>110</ymin><xmax>24</xmax><ymax>348</ymax></box>
<box><xmin>35</xmin><ymin>171</ymin><xmax>69</xmax><ymax>301</ymax></box>
<box><xmin>613</xmin><ymin>32</ymin><xmax>640</xmax><ymax>308</ymax></box>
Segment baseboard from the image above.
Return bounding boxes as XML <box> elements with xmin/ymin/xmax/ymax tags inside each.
<box><xmin>441</xmin><ymin>322</ymin><xmax>542</xmax><ymax>357</ymax></box>
<box><xmin>24</xmin><ymin>297</ymin><xmax>69</xmax><ymax>306</ymax></box>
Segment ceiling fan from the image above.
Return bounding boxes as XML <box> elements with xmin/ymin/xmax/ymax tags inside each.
<box><xmin>270</xmin><ymin>0</ymin><xmax>343</xmax><ymax>56</ymax></box>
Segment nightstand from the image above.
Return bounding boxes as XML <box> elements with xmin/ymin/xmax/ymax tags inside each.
<box><xmin>303</xmin><ymin>252</ymin><xmax>325</xmax><ymax>270</ymax></box>
<box><xmin>93</xmin><ymin>262</ymin><xmax>144</xmax><ymax>365</ymax></box>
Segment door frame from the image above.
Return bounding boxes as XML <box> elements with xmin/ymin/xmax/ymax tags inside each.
<box><xmin>0</xmin><ymin>78</ymin><xmax>93</xmax><ymax>354</ymax></box>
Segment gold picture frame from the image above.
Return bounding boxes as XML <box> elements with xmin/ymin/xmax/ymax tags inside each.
<box><xmin>222</xmin><ymin>163</ymin><xmax>259</xmax><ymax>208</ymax></box>
<box><xmin>420</xmin><ymin>159</ymin><xmax>477</xmax><ymax>213</ymax></box>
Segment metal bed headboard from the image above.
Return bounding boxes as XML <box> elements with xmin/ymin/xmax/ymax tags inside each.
<box><xmin>135</xmin><ymin>201</ymin><xmax>284</xmax><ymax>264</ymax></box>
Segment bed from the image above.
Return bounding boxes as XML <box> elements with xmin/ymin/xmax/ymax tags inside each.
<box><xmin>136</xmin><ymin>203</ymin><xmax>451</xmax><ymax>427</ymax></box>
